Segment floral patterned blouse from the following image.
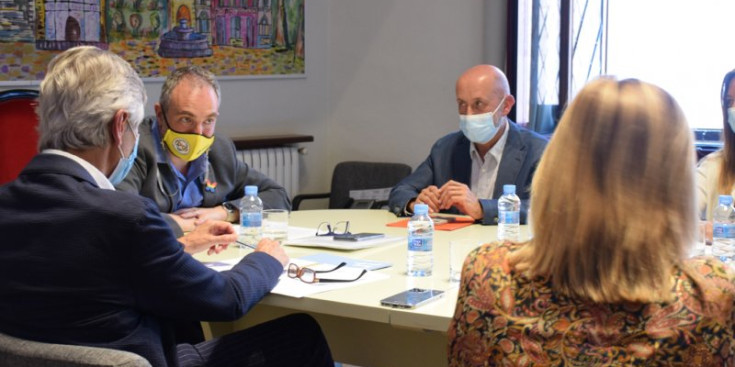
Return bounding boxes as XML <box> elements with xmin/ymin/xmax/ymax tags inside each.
<box><xmin>448</xmin><ymin>241</ymin><xmax>735</xmax><ymax>366</ymax></box>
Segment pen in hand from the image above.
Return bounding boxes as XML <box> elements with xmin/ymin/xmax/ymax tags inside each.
<box><xmin>235</xmin><ymin>240</ymin><xmax>257</xmax><ymax>250</ymax></box>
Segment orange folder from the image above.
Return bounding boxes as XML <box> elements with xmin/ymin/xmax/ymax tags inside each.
<box><xmin>386</xmin><ymin>215</ymin><xmax>476</xmax><ymax>231</ymax></box>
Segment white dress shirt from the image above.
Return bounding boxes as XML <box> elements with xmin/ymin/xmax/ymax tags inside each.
<box><xmin>469</xmin><ymin>119</ymin><xmax>509</xmax><ymax>199</ymax></box>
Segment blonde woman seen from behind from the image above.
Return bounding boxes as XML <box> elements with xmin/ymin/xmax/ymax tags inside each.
<box><xmin>448</xmin><ymin>78</ymin><xmax>735</xmax><ymax>366</ymax></box>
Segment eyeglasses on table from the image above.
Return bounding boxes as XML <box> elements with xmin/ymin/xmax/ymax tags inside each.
<box><xmin>287</xmin><ymin>261</ymin><xmax>367</xmax><ymax>284</ymax></box>
<box><xmin>315</xmin><ymin>221</ymin><xmax>351</xmax><ymax>236</ymax></box>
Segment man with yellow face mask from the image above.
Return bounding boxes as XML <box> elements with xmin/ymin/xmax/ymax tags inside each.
<box><xmin>116</xmin><ymin>66</ymin><xmax>291</xmax><ymax>239</ymax></box>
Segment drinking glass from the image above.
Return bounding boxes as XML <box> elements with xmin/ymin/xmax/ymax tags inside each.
<box><xmin>449</xmin><ymin>239</ymin><xmax>480</xmax><ymax>283</ymax></box>
<box><xmin>262</xmin><ymin>209</ymin><xmax>289</xmax><ymax>243</ymax></box>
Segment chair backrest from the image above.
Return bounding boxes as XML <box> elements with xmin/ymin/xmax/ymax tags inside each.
<box><xmin>328</xmin><ymin>161</ymin><xmax>412</xmax><ymax>209</ymax></box>
<box><xmin>0</xmin><ymin>89</ymin><xmax>40</xmax><ymax>185</ymax></box>
<box><xmin>0</xmin><ymin>331</ymin><xmax>151</xmax><ymax>367</ymax></box>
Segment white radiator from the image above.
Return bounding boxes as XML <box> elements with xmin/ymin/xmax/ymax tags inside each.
<box><xmin>237</xmin><ymin>147</ymin><xmax>300</xmax><ymax>197</ymax></box>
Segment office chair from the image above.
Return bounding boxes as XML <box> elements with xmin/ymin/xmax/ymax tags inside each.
<box><xmin>0</xmin><ymin>89</ymin><xmax>40</xmax><ymax>185</ymax></box>
<box><xmin>292</xmin><ymin>161</ymin><xmax>412</xmax><ymax>210</ymax></box>
<box><xmin>0</xmin><ymin>331</ymin><xmax>151</xmax><ymax>367</ymax></box>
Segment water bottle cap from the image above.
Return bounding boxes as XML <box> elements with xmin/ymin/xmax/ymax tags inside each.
<box><xmin>414</xmin><ymin>204</ymin><xmax>429</xmax><ymax>215</ymax></box>
<box><xmin>719</xmin><ymin>195</ymin><xmax>733</xmax><ymax>205</ymax></box>
<box><xmin>244</xmin><ymin>185</ymin><xmax>258</xmax><ymax>196</ymax></box>
<box><xmin>503</xmin><ymin>184</ymin><xmax>516</xmax><ymax>195</ymax></box>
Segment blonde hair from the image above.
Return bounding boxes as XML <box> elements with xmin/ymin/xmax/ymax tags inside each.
<box><xmin>510</xmin><ymin>77</ymin><xmax>696</xmax><ymax>304</ymax></box>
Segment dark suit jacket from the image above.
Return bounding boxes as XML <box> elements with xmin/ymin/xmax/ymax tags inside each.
<box><xmin>388</xmin><ymin>121</ymin><xmax>548</xmax><ymax>224</ymax></box>
<box><xmin>0</xmin><ymin>154</ymin><xmax>283</xmax><ymax>367</ymax></box>
<box><xmin>117</xmin><ymin>117</ymin><xmax>291</xmax><ymax>237</ymax></box>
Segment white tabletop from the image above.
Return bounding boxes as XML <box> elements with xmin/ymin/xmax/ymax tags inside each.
<box><xmin>197</xmin><ymin>209</ymin><xmax>530</xmax><ymax>333</ymax></box>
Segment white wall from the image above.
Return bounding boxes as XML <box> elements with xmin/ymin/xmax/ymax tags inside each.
<box><xmin>326</xmin><ymin>0</ymin><xmax>486</xmax><ymax>176</ymax></box>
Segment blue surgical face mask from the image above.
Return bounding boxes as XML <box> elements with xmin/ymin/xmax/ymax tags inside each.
<box><xmin>459</xmin><ymin>96</ymin><xmax>506</xmax><ymax>143</ymax></box>
<box><xmin>728</xmin><ymin>107</ymin><xmax>735</xmax><ymax>133</ymax></box>
<box><xmin>109</xmin><ymin>122</ymin><xmax>139</xmax><ymax>185</ymax></box>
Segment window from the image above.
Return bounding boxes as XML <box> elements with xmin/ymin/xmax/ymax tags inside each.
<box><xmin>232</xmin><ymin>16</ymin><xmax>241</xmax><ymax>36</ymax></box>
<box><xmin>608</xmin><ymin>0</ymin><xmax>734</xmax><ymax>130</ymax></box>
<box><xmin>512</xmin><ymin>0</ymin><xmax>732</xmax><ymax>133</ymax></box>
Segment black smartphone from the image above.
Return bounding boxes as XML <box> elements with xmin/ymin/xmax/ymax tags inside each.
<box><xmin>332</xmin><ymin>233</ymin><xmax>385</xmax><ymax>241</ymax></box>
<box><xmin>379</xmin><ymin>288</ymin><xmax>445</xmax><ymax>309</ymax></box>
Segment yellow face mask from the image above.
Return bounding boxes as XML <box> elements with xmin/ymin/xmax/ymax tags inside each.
<box><xmin>162</xmin><ymin>128</ymin><xmax>215</xmax><ymax>161</ymax></box>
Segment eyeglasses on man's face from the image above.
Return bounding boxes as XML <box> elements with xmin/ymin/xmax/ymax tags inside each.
<box><xmin>316</xmin><ymin>221</ymin><xmax>350</xmax><ymax>236</ymax></box>
<box><xmin>287</xmin><ymin>262</ymin><xmax>367</xmax><ymax>284</ymax></box>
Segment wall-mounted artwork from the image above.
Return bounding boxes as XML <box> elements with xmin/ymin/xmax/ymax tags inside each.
<box><xmin>0</xmin><ymin>0</ymin><xmax>304</xmax><ymax>83</ymax></box>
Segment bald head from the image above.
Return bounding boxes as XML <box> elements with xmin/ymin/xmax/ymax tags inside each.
<box><xmin>455</xmin><ymin>64</ymin><xmax>514</xmax><ymax>116</ymax></box>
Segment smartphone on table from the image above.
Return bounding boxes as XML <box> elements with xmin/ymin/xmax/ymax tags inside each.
<box><xmin>379</xmin><ymin>288</ymin><xmax>445</xmax><ymax>309</ymax></box>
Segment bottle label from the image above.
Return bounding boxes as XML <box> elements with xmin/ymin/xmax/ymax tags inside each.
<box><xmin>408</xmin><ymin>236</ymin><xmax>433</xmax><ymax>252</ymax></box>
<box><xmin>241</xmin><ymin>212</ymin><xmax>262</xmax><ymax>227</ymax></box>
<box><xmin>499</xmin><ymin>211</ymin><xmax>520</xmax><ymax>224</ymax></box>
<box><xmin>713</xmin><ymin>223</ymin><xmax>735</xmax><ymax>239</ymax></box>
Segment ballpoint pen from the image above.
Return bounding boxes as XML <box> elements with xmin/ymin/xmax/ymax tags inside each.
<box><xmin>235</xmin><ymin>240</ymin><xmax>257</xmax><ymax>250</ymax></box>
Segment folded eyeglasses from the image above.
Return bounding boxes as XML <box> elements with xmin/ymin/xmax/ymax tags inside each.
<box><xmin>315</xmin><ymin>221</ymin><xmax>351</xmax><ymax>236</ymax></box>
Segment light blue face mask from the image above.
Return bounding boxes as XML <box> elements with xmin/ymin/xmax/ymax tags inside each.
<box><xmin>109</xmin><ymin>123</ymin><xmax>139</xmax><ymax>185</ymax></box>
<box><xmin>728</xmin><ymin>107</ymin><xmax>735</xmax><ymax>133</ymax></box>
<box><xmin>459</xmin><ymin>97</ymin><xmax>506</xmax><ymax>143</ymax></box>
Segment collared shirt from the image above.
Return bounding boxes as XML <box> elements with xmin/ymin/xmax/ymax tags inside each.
<box><xmin>469</xmin><ymin>119</ymin><xmax>509</xmax><ymax>199</ymax></box>
<box><xmin>42</xmin><ymin>149</ymin><xmax>116</xmax><ymax>190</ymax></box>
<box><xmin>151</xmin><ymin>118</ymin><xmax>208</xmax><ymax>211</ymax></box>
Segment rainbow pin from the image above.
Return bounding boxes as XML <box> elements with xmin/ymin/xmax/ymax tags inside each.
<box><xmin>204</xmin><ymin>179</ymin><xmax>217</xmax><ymax>193</ymax></box>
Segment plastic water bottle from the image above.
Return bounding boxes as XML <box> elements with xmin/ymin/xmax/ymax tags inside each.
<box><xmin>712</xmin><ymin>195</ymin><xmax>735</xmax><ymax>263</ymax></box>
<box><xmin>239</xmin><ymin>185</ymin><xmax>263</xmax><ymax>247</ymax></box>
<box><xmin>407</xmin><ymin>203</ymin><xmax>434</xmax><ymax>276</ymax></box>
<box><xmin>497</xmin><ymin>184</ymin><xmax>520</xmax><ymax>241</ymax></box>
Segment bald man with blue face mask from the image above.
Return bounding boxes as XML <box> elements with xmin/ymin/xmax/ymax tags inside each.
<box><xmin>388</xmin><ymin>65</ymin><xmax>549</xmax><ymax>225</ymax></box>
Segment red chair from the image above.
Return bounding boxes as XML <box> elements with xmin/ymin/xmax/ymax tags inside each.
<box><xmin>0</xmin><ymin>89</ymin><xmax>40</xmax><ymax>185</ymax></box>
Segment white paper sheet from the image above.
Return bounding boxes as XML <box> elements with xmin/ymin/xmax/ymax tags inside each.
<box><xmin>203</xmin><ymin>257</ymin><xmax>389</xmax><ymax>298</ymax></box>
<box><xmin>271</xmin><ymin>258</ymin><xmax>389</xmax><ymax>298</ymax></box>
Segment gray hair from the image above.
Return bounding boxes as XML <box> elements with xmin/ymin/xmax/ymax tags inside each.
<box><xmin>159</xmin><ymin>66</ymin><xmax>220</xmax><ymax>113</ymax></box>
<box><xmin>37</xmin><ymin>46</ymin><xmax>147</xmax><ymax>150</ymax></box>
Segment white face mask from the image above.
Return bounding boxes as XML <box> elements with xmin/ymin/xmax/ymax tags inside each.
<box><xmin>728</xmin><ymin>107</ymin><xmax>735</xmax><ymax>133</ymax></box>
<box><xmin>459</xmin><ymin>97</ymin><xmax>506</xmax><ymax>143</ymax></box>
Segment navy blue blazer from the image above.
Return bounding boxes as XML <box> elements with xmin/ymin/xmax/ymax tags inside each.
<box><xmin>388</xmin><ymin>121</ymin><xmax>548</xmax><ymax>224</ymax></box>
<box><xmin>0</xmin><ymin>154</ymin><xmax>283</xmax><ymax>367</ymax></box>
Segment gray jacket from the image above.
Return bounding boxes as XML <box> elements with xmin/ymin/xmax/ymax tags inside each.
<box><xmin>117</xmin><ymin>117</ymin><xmax>291</xmax><ymax>236</ymax></box>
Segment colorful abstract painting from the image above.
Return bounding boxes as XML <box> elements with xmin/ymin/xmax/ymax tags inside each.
<box><xmin>0</xmin><ymin>0</ymin><xmax>304</xmax><ymax>82</ymax></box>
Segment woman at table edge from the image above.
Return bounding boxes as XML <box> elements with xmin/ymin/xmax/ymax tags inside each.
<box><xmin>448</xmin><ymin>77</ymin><xmax>735</xmax><ymax>366</ymax></box>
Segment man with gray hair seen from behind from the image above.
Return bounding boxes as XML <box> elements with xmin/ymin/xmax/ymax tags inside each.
<box><xmin>0</xmin><ymin>46</ymin><xmax>333</xmax><ymax>367</ymax></box>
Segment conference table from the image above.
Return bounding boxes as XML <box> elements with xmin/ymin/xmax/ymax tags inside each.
<box><xmin>195</xmin><ymin>209</ymin><xmax>530</xmax><ymax>367</ymax></box>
